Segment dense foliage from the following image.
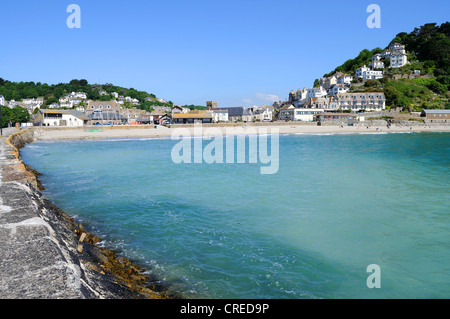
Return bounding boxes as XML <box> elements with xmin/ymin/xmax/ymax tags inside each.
<box><xmin>0</xmin><ymin>78</ymin><xmax>172</xmax><ymax>111</ymax></box>
<box><xmin>0</xmin><ymin>106</ymin><xmax>30</xmax><ymax>128</ymax></box>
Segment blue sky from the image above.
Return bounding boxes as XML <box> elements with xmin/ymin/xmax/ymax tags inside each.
<box><xmin>0</xmin><ymin>0</ymin><xmax>449</xmax><ymax>107</ymax></box>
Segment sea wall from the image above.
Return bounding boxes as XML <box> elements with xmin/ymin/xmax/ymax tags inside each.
<box><xmin>0</xmin><ymin>129</ymin><xmax>175</xmax><ymax>299</ymax></box>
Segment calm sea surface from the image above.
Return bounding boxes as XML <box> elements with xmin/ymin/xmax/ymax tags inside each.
<box><xmin>21</xmin><ymin>132</ymin><xmax>450</xmax><ymax>298</ymax></box>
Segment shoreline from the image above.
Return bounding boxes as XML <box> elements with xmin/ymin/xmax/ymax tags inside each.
<box><xmin>30</xmin><ymin>122</ymin><xmax>450</xmax><ymax>142</ymax></box>
<box><xmin>1</xmin><ymin>129</ymin><xmax>182</xmax><ymax>299</ymax></box>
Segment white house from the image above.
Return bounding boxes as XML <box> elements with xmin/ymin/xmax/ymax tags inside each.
<box><xmin>389</xmin><ymin>42</ymin><xmax>406</xmax><ymax>55</ymax></box>
<box><xmin>35</xmin><ymin>109</ymin><xmax>89</xmax><ymax>127</ymax></box>
<box><xmin>294</xmin><ymin>108</ymin><xmax>324</xmax><ymax>122</ymax></box>
<box><xmin>363</xmin><ymin>70</ymin><xmax>383</xmax><ymax>80</ymax></box>
<box><xmin>306</xmin><ymin>86</ymin><xmax>327</xmax><ymax>100</ymax></box>
<box><xmin>390</xmin><ymin>53</ymin><xmax>408</xmax><ymax>68</ymax></box>
<box><xmin>372</xmin><ymin>53</ymin><xmax>382</xmax><ymax>62</ymax></box>
<box><xmin>381</xmin><ymin>50</ymin><xmax>391</xmax><ymax>58</ymax></box>
<box><xmin>253</xmin><ymin>107</ymin><xmax>273</xmax><ymax>122</ymax></box>
<box><xmin>337</xmin><ymin>74</ymin><xmax>353</xmax><ymax>85</ymax></box>
<box><xmin>22</xmin><ymin>98</ymin><xmax>44</xmax><ymax>108</ymax></box>
<box><xmin>289</xmin><ymin>88</ymin><xmax>308</xmax><ymax>107</ymax></box>
<box><xmin>0</xmin><ymin>95</ymin><xmax>4</xmax><ymax>106</ymax></box>
<box><xmin>369</xmin><ymin>60</ymin><xmax>385</xmax><ymax>69</ymax></box>
<box><xmin>357</xmin><ymin>65</ymin><xmax>383</xmax><ymax>80</ymax></box>
<box><xmin>49</xmin><ymin>103</ymin><xmax>60</xmax><ymax>109</ymax></box>
<box><xmin>356</xmin><ymin>65</ymin><xmax>370</xmax><ymax>78</ymax></box>
<box><xmin>7</xmin><ymin>100</ymin><xmax>19</xmax><ymax>108</ymax></box>
<box><xmin>335</xmin><ymin>92</ymin><xmax>386</xmax><ymax>111</ymax></box>
<box><xmin>68</xmin><ymin>92</ymin><xmax>87</xmax><ymax>99</ymax></box>
<box><xmin>329</xmin><ymin>84</ymin><xmax>349</xmax><ymax>96</ymax></box>
<box><xmin>211</xmin><ymin>109</ymin><xmax>229</xmax><ymax>122</ymax></box>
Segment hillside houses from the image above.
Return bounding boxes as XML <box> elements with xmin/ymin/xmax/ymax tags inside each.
<box><xmin>379</xmin><ymin>42</ymin><xmax>409</xmax><ymax>68</ymax></box>
<box><xmin>356</xmin><ymin>65</ymin><xmax>383</xmax><ymax>80</ymax></box>
<box><xmin>301</xmin><ymin>93</ymin><xmax>386</xmax><ymax>112</ymax></box>
<box><xmin>283</xmin><ymin>43</ymin><xmax>411</xmax><ymax>118</ymax></box>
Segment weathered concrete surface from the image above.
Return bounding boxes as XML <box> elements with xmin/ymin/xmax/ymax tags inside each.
<box><xmin>0</xmin><ymin>129</ymin><xmax>166</xmax><ymax>299</ymax></box>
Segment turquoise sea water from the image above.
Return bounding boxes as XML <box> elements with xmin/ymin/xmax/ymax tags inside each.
<box><xmin>21</xmin><ymin>132</ymin><xmax>450</xmax><ymax>299</ymax></box>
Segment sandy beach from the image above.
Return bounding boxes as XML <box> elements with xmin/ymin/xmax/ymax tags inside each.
<box><xmin>29</xmin><ymin>122</ymin><xmax>450</xmax><ymax>141</ymax></box>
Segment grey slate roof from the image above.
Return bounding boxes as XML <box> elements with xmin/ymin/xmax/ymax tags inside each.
<box><xmin>211</xmin><ymin>107</ymin><xmax>244</xmax><ymax>117</ymax></box>
<box><xmin>422</xmin><ymin>109</ymin><xmax>450</xmax><ymax>114</ymax></box>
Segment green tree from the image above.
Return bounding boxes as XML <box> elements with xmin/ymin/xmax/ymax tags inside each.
<box><xmin>0</xmin><ymin>106</ymin><xmax>12</xmax><ymax>128</ymax></box>
<box><xmin>313</xmin><ymin>79</ymin><xmax>320</xmax><ymax>87</ymax></box>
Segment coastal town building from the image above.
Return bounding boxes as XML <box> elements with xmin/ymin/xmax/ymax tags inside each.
<box><xmin>289</xmin><ymin>88</ymin><xmax>308</xmax><ymax>107</ymax></box>
<box><xmin>0</xmin><ymin>95</ymin><xmax>4</xmax><ymax>106</ymax></box>
<box><xmin>356</xmin><ymin>65</ymin><xmax>370</xmax><ymax>78</ymax></box>
<box><xmin>241</xmin><ymin>106</ymin><xmax>273</xmax><ymax>122</ymax></box>
<box><xmin>420</xmin><ymin>109</ymin><xmax>450</xmax><ymax>121</ymax></box>
<box><xmin>86</xmin><ymin>100</ymin><xmax>121</xmax><ymax>113</ymax></box>
<box><xmin>294</xmin><ymin>108</ymin><xmax>324</xmax><ymax>122</ymax></box>
<box><xmin>390</xmin><ymin>53</ymin><xmax>408</xmax><ymax>68</ymax></box>
<box><xmin>320</xmin><ymin>74</ymin><xmax>339</xmax><ymax>90</ymax></box>
<box><xmin>21</xmin><ymin>98</ymin><xmax>44</xmax><ymax>113</ymax></box>
<box><xmin>356</xmin><ymin>65</ymin><xmax>383</xmax><ymax>80</ymax></box>
<box><xmin>135</xmin><ymin>116</ymin><xmax>153</xmax><ymax>125</ymax></box>
<box><xmin>152</xmin><ymin>106</ymin><xmax>172</xmax><ymax>113</ymax></box>
<box><xmin>89</xmin><ymin>111</ymin><xmax>127</xmax><ymax>125</ymax></box>
<box><xmin>389</xmin><ymin>42</ymin><xmax>406</xmax><ymax>55</ymax></box>
<box><xmin>171</xmin><ymin>105</ymin><xmax>190</xmax><ymax>115</ymax></box>
<box><xmin>364</xmin><ymin>70</ymin><xmax>383</xmax><ymax>80</ymax></box>
<box><xmin>369</xmin><ymin>60</ymin><xmax>385</xmax><ymax>69</ymax></box>
<box><xmin>336</xmin><ymin>74</ymin><xmax>353</xmax><ymax>85</ymax></box>
<box><xmin>35</xmin><ymin>109</ymin><xmax>89</xmax><ymax>127</ymax></box>
<box><xmin>314</xmin><ymin>112</ymin><xmax>358</xmax><ymax>123</ymax></box>
<box><xmin>7</xmin><ymin>100</ymin><xmax>19</xmax><ymax>108</ymax></box>
<box><xmin>388</xmin><ymin>42</ymin><xmax>408</xmax><ymax>68</ymax></box>
<box><xmin>252</xmin><ymin>107</ymin><xmax>273</xmax><ymax>122</ymax></box>
<box><xmin>172</xmin><ymin>113</ymin><xmax>212</xmax><ymax>124</ymax></box>
<box><xmin>369</xmin><ymin>54</ymin><xmax>385</xmax><ymax>69</ymax></box>
<box><xmin>372</xmin><ymin>53</ymin><xmax>382</xmax><ymax>61</ymax></box>
<box><xmin>211</xmin><ymin>107</ymin><xmax>244</xmax><ymax>122</ymax></box>
<box><xmin>305</xmin><ymin>97</ymin><xmax>333</xmax><ymax>109</ymax></box>
<box><xmin>335</xmin><ymin>92</ymin><xmax>386</xmax><ymax>111</ymax></box>
<box><xmin>206</xmin><ymin>101</ymin><xmax>218</xmax><ymax>110</ymax></box>
<box><xmin>211</xmin><ymin>109</ymin><xmax>229</xmax><ymax>123</ymax></box>
<box><xmin>279</xmin><ymin>105</ymin><xmax>295</xmax><ymax>121</ymax></box>
<box><xmin>157</xmin><ymin>114</ymin><xmax>172</xmax><ymax>125</ymax></box>
<box><xmin>306</xmin><ymin>86</ymin><xmax>327</xmax><ymax>100</ymax></box>
<box><xmin>149</xmin><ymin>110</ymin><xmax>166</xmax><ymax>122</ymax></box>
<box><xmin>49</xmin><ymin>103</ymin><xmax>60</xmax><ymax>109</ymax></box>
<box><xmin>329</xmin><ymin>84</ymin><xmax>349</xmax><ymax>96</ymax></box>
